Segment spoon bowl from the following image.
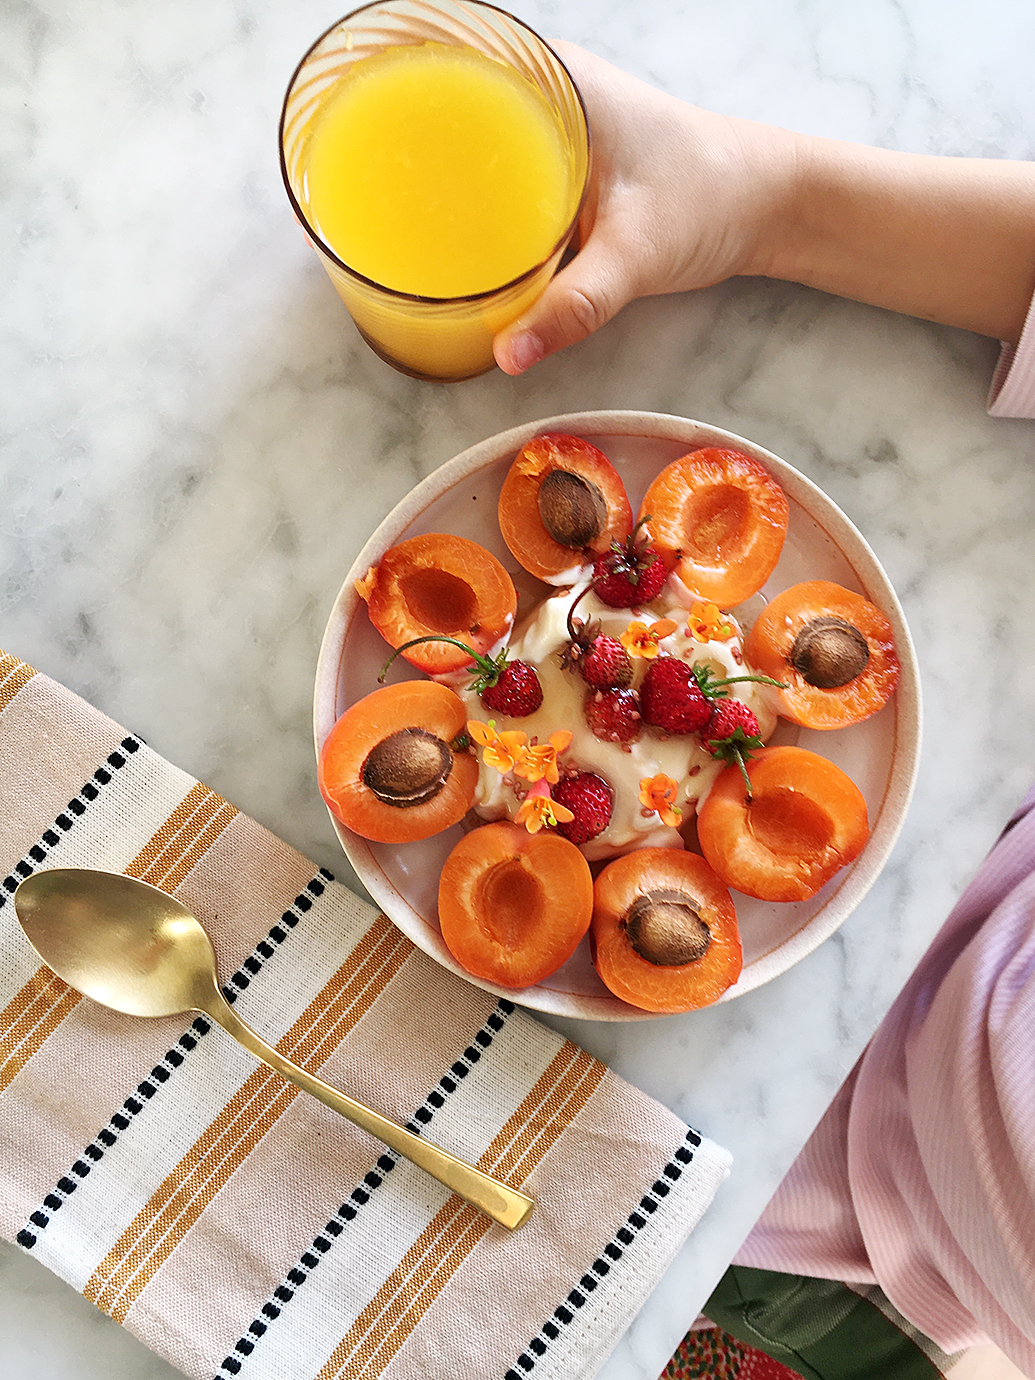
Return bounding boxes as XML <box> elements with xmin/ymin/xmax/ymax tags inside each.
<box><xmin>14</xmin><ymin>868</ymin><xmax>533</xmax><ymax>1230</ymax></box>
<box><xmin>15</xmin><ymin>868</ymin><xmax>220</xmax><ymax>1018</ymax></box>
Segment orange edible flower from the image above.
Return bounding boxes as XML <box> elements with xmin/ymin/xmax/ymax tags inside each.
<box><xmin>516</xmin><ymin>781</ymin><xmax>575</xmax><ymax>834</ymax></box>
<box><xmin>468</xmin><ymin>720</ymin><xmax>528</xmax><ymax>775</ymax></box>
<box><xmin>620</xmin><ymin>618</ymin><xmax>678</xmax><ymax>660</ymax></box>
<box><xmin>688</xmin><ymin>601</ymin><xmax>735</xmax><ymax>643</ymax></box>
<box><xmin>514</xmin><ymin>730</ymin><xmax>573</xmax><ymax>785</ymax></box>
<box><xmin>638</xmin><ymin>773</ymin><xmax>683</xmax><ymax>828</ymax></box>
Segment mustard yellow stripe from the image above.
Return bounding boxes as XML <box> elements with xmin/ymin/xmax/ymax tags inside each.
<box><xmin>124</xmin><ymin>783</ymin><xmax>211</xmax><ymax>878</ymax></box>
<box><xmin>86</xmin><ymin>917</ymin><xmax>410</xmax><ymax>1319</ymax></box>
<box><xmin>0</xmin><ymin>656</ymin><xmax>36</xmax><ymax>713</ymax></box>
<box><xmin>0</xmin><ymin>984</ymin><xmax>81</xmax><ymax>1095</ymax></box>
<box><xmin>319</xmin><ymin>1041</ymin><xmax>603</xmax><ymax>1380</ymax></box>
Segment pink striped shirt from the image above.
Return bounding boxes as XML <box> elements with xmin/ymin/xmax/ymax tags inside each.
<box><xmin>737</xmin><ymin>328</ymin><xmax>1035</xmax><ymax>1372</ymax></box>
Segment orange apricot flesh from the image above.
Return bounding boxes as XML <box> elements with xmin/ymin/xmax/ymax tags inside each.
<box><xmin>438</xmin><ymin>822</ymin><xmax>593</xmax><ymax>987</ymax></box>
<box><xmin>591</xmin><ymin>849</ymin><xmax>742</xmax><ymax>1012</ymax></box>
<box><xmin>697</xmin><ymin>746</ymin><xmax>869</xmax><ymax>902</ymax></box>
<box><xmin>498</xmin><ymin>433</ymin><xmax>633</xmax><ymax>581</ymax></box>
<box><xmin>358</xmin><ymin>533</ymin><xmax>516</xmax><ymax>675</ymax></box>
<box><xmin>638</xmin><ymin>447</ymin><xmax>788</xmax><ymax>605</ymax></box>
<box><xmin>319</xmin><ymin>681</ymin><xmax>478</xmax><ymax>843</ymax></box>
<box><xmin>743</xmin><ymin>580</ymin><xmax>900</xmax><ymax>729</ymax></box>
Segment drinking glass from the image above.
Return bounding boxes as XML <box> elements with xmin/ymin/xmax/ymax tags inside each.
<box><xmin>279</xmin><ymin>0</ymin><xmax>590</xmax><ymax>382</ymax></box>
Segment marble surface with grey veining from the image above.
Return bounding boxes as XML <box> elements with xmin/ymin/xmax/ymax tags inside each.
<box><xmin>3</xmin><ymin>1</ymin><xmax>1035</xmax><ymax>1377</ymax></box>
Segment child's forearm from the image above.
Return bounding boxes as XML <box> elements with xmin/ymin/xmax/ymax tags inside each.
<box><xmin>758</xmin><ymin>134</ymin><xmax>1035</xmax><ymax>343</ymax></box>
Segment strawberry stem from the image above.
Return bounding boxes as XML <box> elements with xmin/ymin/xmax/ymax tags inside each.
<box><xmin>378</xmin><ymin>636</ymin><xmax>502</xmax><ymax>689</ymax></box>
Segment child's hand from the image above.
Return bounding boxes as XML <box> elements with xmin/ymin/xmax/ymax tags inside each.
<box><xmin>493</xmin><ymin>43</ymin><xmax>800</xmax><ymax>375</ymax></box>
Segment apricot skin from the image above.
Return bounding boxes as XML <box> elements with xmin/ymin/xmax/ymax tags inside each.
<box><xmin>319</xmin><ymin>681</ymin><xmax>478</xmax><ymax>843</ymax></box>
<box><xmin>591</xmin><ymin>849</ymin><xmax>742</xmax><ymax>1012</ymax></box>
<box><xmin>697</xmin><ymin>746</ymin><xmax>869</xmax><ymax>902</ymax></box>
<box><xmin>438</xmin><ymin>822</ymin><xmax>593</xmax><ymax>988</ymax></box>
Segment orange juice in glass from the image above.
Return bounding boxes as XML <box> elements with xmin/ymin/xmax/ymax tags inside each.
<box><xmin>279</xmin><ymin>1</ymin><xmax>589</xmax><ymax>381</ymax></box>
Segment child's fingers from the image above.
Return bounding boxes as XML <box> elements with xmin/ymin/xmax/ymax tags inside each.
<box><xmin>492</xmin><ymin>232</ymin><xmax>638</xmax><ymax>374</ymax></box>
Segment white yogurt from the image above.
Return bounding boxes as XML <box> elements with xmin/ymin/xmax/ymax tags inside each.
<box><xmin>460</xmin><ymin>585</ymin><xmax>779</xmax><ymax>859</ymax></box>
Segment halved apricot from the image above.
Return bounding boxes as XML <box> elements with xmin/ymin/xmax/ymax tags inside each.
<box><xmin>498</xmin><ymin>433</ymin><xmax>633</xmax><ymax>581</ymax></box>
<box><xmin>437</xmin><ymin>821</ymin><xmax>593</xmax><ymax>987</ymax></box>
<box><xmin>743</xmin><ymin>581</ymin><xmax>900</xmax><ymax>730</ymax></box>
<box><xmin>591</xmin><ymin>849</ymin><xmax>742</xmax><ymax>1012</ymax></box>
<box><xmin>638</xmin><ymin>448</ymin><xmax>788</xmax><ymax>604</ymax></box>
<box><xmin>319</xmin><ymin>681</ymin><xmax>478</xmax><ymax>843</ymax></box>
<box><xmin>697</xmin><ymin>745</ymin><xmax>869</xmax><ymax>902</ymax></box>
<box><xmin>358</xmin><ymin>533</ymin><xmax>517</xmax><ymax>676</ymax></box>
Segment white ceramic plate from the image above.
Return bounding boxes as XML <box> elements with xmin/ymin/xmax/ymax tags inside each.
<box><xmin>314</xmin><ymin>411</ymin><xmax>921</xmax><ymax>1021</ymax></box>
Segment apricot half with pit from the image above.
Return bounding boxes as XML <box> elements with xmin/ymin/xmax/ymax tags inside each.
<box><xmin>697</xmin><ymin>745</ymin><xmax>869</xmax><ymax>902</ymax></box>
<box><xmin>357</xmin><ymin>533</ymin><xmax>516</xmax><ymax>676</ymax></box>
<box><xmin>591</xmin><ymin>849</ymin><xmax>743</xmax><ymax>1012</ymax></box>
<box><xmin>319</xmin><ymin>681</ymin><xmax>478</xmax><ymax>843</ymax></box>
<box><xmin>743</xmin><ymin>580</ymin><xmax>899</xmax><ymax>729</ymax></box>
<box><xmin>437</xmin><ymin>821</ymin><xmax>593</xmax><ymax>988</ymax></box>
<box><xmin>498</xmin><ymin>433</ymin><xmax>633</xmax><ymax>581</ymax></box>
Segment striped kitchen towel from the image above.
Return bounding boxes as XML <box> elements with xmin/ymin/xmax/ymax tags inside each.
<box><xmin>0</xmin><ymin>649</ymin><xmax>731</xmax><ymax>1380</ymax></box>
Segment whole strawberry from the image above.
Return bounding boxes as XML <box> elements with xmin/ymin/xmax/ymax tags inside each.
<box><xmin>703</xmin><ymin>698</ymin><xmax>764</xmax><ymax>796</ymax></box>
<box><xmin>551</xmin><ymin>772</ymin><xmax>613</xmax><ymax>845</ymax></box>
<box><xmin>584</xmin><ymin>687</ymin><xmax>642</xmax><ymax>743</ymax></box>
<box><xmin>579</xmin><ymin>634</ymin><xmax>633</xmax><ymax>689</ymax></box>
<box><xmin>639</xmin><ymin>657</ymin><xmax>712</xmax><ymax>734</ymax></box>
<box><xmin>480</xmin><ymin>658</ymin><xmax>544</xmax><ymax>717</ymax></box>
<box><xmin>560</xmin><ymin>586</ymin><xmax>633</xmax><ymax>688</ymax></box>
<box><xmin>379</xmin><ymin>636</ymin><xmax>542</xmax><ymax>717</ymax></box>
<box><xmin>705</xmin><ymin>698</ymin><xmax>761</xmax><ymax>750</ymax></box>
<box><xmin>592</xmin><ymin>518</ymin><xmax>667</xmax><ymax>609</ymax></box>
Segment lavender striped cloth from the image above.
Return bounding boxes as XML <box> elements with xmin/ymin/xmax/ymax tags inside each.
<box><xmin>736</xmin><ymin>782</ymin><xmax>1035</xmax><ymax>1375</ymax></box>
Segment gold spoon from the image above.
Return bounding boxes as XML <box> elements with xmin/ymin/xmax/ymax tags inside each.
<box><xmin>13</xmin><ymin>868</ymin><xmax>533</xmax><ymax>1231</ymax></box>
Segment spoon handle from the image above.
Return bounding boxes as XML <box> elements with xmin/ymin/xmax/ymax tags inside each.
<box><xmin>202</xmin><ymin>992</ymin><xmax>534</xmax><ymax>1230</ymax></box>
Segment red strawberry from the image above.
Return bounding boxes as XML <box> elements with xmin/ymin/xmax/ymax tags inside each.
<box><xmin>592</xmin><ymin>518</ymin><xmax>667</xmax><ymax>609</ymax></box>
<box><xmin>584</xmin><ymin>687</ymin><xmax>642</xmax><ymax>743</ymax></box>
<box><xmin>479</xmin><ymin>658</ymin><xmax>544</xmax><ymax>717</ymax></box>
<box><xmin>379</xmin><ymin>636</ymin><xmax>542</xmax><ymax>718</ymax></box>
<box><xmin>704</xmin><ymin>698</ymin><xmax>761</xmax><ymax>751</ymax></box>
<box><xmin>703</xmin><ymin>698</ymin><xmax>764</xmax><ymax>796</ymax></box>
<box><xmin>639</xmin><ymin>657</ymin><xmax>712</xmax><ymax>733</ymax></box>
<box><xmin>551</xmin><ymin>772</ymin><xmax>613</xmax><ymax>845</ymax></box>
<box><xmin>579</xmin><ymin>634</ymin><xmax>633</xmax><ymax>689</ymax></box>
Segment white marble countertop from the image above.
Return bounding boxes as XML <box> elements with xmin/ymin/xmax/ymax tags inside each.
<box><xmin>3</xmin><ymin>1</ymin><xmax>1035</xmax><ymax>1377</ymax></box>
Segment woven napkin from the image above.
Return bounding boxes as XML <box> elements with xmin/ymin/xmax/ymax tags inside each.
<box><xmin>0</xmin><ymin>649</ymin><xmax>731</xmax><ymax>1380</ymax></box>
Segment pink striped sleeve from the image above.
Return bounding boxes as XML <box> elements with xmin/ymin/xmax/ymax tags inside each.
<box><xmin>988</xmin><ymin>291</ymin><xmax>1035</xmax><ymax>417</ymax></box>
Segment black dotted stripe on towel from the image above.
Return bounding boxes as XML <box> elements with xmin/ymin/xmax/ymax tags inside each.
<box><xmin>0</xmin><ymin>737</ymin><xmax>144</xmax><ymax>911</ymax></box>
<box><xmin>16</xmin><ymin>870</ymin><xmax>334</xmax><ymax>1251</ymax></box>
<box><xmin>214</xmin><ymin>998</ymin><xmax>516</xmax><ymax>1380</ymax></box>
<box><xmin>502</xmin><ymin>1127</ymin><xmax>703</xmax><ymax>1380</ymax></box>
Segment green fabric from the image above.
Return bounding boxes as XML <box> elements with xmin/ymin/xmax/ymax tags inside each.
<box><xmin>704</xmin><ymin>1266</ymin><xmax>944</xmax><ymax>1380</ymax></box>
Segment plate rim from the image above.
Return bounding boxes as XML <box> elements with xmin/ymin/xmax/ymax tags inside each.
<box><xmin>314</xmin><ymin>409</ymin><xmax>923</xmax><ymax>1021</ymax></box>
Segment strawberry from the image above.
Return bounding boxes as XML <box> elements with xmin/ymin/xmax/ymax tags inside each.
<box><xmin>479</xmin><ymin>658</ymin><xmax>544</xmax><ymax>717</ymax></box>
<box><xmin>704</xmin><ymin>698</ymin><xmax>761</xmax><ymax>748</ymax></box>
<box><xmin>379</xmin><ymin>636</ymin><xmax>542</xmax><ymax>718</ymax></box>
<box><xmin>560</xmin><ymin>586</ymin><xmax>633</xmax><ymax>688</ymax></box>
<box><xmin>551</xmin><ymin>772</ymin><xmax>613</xmax><ymax>845</ymax></box>
<box><xmin>584</xmin><ymin>687</ymin><xmax>642</xmax><ymax>743</ymax></box>
<box><xmin>579</xmin><ymin>634</ymin><xmax>633</xmax><ymax>689</ymax></box>
<box><xmin>703</xmin><ymin>698</ymin><xmax>764</xmax><ymax>796</ymax></box>
<box><xmin>641</xmin><ymin>657</ymin><xmax>788</xmax><ymax>736</ymax></box>
<box><xmin>639</xmin><ymin>657</ymin><xmax>712</xmax><ymax>734</ymax></box>
<box><xmin>592</xmin><ymin>517</ymin><xmax>667</xmax><ymax>609</ymax></box>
